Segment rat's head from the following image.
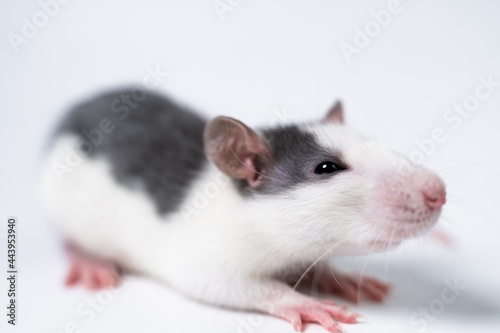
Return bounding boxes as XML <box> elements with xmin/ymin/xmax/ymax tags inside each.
<box><xmin>204</xmin><ymin>103</ymin><xmax>446</xmax><ymax>254</ymax></box>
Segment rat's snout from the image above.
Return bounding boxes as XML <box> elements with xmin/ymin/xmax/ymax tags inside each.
<box><xmin>368</xmin><ymin>168</ymin><xmax>446</xmax><ymax>231</ymax></box>
<box><xmin>422</xmin><ymin>182</ymin><xmax>446</xmax><ymax>209</ymax></box>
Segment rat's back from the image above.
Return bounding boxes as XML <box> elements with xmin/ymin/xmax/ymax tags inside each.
<box><xmin>51</xmin><ymin>89</ymin><xmax>208</xmax><ymax>214</ymax></box>
<box><xmin>39</xmin><ymin>89</ymin><xmax>210</xmax><ymax>269</ymax></box>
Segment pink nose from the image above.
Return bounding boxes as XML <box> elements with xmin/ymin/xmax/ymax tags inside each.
<box><xmin>423</xmin><ymin>185</ymin><xmax>446</xmax><ymax>209</ymax></box>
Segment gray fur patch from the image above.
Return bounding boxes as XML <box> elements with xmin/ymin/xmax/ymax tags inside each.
<box><xmin>238</xmin><ymin>125</ymin><xmax>346</xmax><ymax>195</ymax></box>
<box><xmin>55</xmin><ymin>88</ymin><xmax>208</xmax><ymax>215</ymax></box>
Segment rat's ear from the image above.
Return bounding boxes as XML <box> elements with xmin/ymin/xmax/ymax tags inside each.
<box><xmin>204</xmin><ymin>116</ymin><xmax>269</xmax><ymax>187</ymax></box>
<box><xmin>323</xmin><ymin>101</ymin><xmax>344</xmax><ymax>124</ymax></box>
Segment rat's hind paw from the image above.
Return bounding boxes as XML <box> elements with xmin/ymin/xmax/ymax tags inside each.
<box><xmin>318</xmin><ymin>270</ymin><xmax>391</xmax><ymax>303</ymax></box>
<box><xmin>64</xmin><ymin>243</ymin><xmax>121</xmax><ymax>290</ymax></box>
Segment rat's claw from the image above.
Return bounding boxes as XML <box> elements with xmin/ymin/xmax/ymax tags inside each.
<box><xmin>354</xmin><ymin>313</ymin><xmax>368</xmax><ymax>323</ymax></box>
<box><xmin>292</xmin><ymin>321</ymin><xmax>302</xmax><ymax>332</ymax></box>
<box><xmin>281</xmin><ymin>309</ymin><xmax>302</xmax><ymax>332</ymax></box>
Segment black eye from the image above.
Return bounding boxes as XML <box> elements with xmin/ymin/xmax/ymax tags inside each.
<box><xmin>314</xmin><ymin>161</ymin><xmax>344</xmax><ymax>175</ymax></box>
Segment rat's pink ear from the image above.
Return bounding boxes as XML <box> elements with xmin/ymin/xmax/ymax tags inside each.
<box><xmin>323</xmin><ymin>101</ymin><xmax>344</xmax><ymax>124</ymax></box>
<box><xmin>204</xmin><ymin>116</ymin><xmax>269</xmax><ymax>187</ymax></box>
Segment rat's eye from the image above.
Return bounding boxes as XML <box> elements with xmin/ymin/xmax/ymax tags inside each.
<box><xmin>314</xmin><ymin>161</ymin><xmax>344</xmax><ymax>175</ymax></box>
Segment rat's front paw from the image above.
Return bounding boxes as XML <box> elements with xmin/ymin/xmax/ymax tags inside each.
<box><xmin>317</xmin><ymin>269</ymin><xmax>391</xmax><ymax>303</ymax></box>
<box><xmin>270</xmin><ymin>298</ymin><xmax>359</xmax><ymax>333</ymax></box>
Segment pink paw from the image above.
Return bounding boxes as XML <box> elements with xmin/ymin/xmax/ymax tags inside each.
<box><xmin>64</xmin><ymin>244</ymin><xmax>121</xmax><ymax>290</ymax></box>
<box><xmin>318</xmin><ymin>270</ymin><xmax>391</xmax><ymax>303</ymax></box>
<box><xmin>274</xmin><ymin>299</ymin><xmax>358</xmax><ymax>333</ymax></box>
<box><xmin>428</xmin><ymin>228</ymin><xmax>454</xmax><ymax>247</ymax></box>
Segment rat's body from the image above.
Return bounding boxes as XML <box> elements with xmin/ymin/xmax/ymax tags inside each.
<box><xmin>40</xmin><ymin>89</ymin><xmax>446</xmax><ymax>332</ymax></box>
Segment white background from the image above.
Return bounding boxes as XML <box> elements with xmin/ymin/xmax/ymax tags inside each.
<box><xmin>1</xmin><ymin>0</ymin><xmax>500</xmax><ymax>332</ymax></box>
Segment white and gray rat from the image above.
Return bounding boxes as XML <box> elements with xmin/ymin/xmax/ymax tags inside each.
<box><xmin>40</xmin><ymin>88</ymin><xmax>446</xmax><ymax>333</ymax></box>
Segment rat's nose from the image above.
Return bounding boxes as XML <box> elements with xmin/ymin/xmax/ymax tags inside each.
<box><xmin>422</xmin><ymin>183</ymin><xmax>446</xmax><ymax>209</ymax></box>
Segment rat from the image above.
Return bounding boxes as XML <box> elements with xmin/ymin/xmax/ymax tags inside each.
<box><xmin>40</xmin><ymin>88</ymin><xmax>446</xmax><ymax>333</ymax></box>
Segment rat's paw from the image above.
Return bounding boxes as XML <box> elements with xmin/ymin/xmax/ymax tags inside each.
<box><xmin>271</xmin><ymin>298</ymin><xmax>359</xmax><ymax>333</ymax></box>
<box><xmin>65</xmin><ymin>257</ymin><xmax>121</xmax><ymax>290</ymax></box>
<box><xmin>318</xmin><ymin>270</ymin><xmax>391</xmax><ymax>303</ymax></box>
<box><xmin>64</xmin><ymin>245</ymin><xmax>121</xmax><ymax>290</ymax></box>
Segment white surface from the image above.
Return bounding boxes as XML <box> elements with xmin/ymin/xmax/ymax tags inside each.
<box><xmin>1</xmin><ymin>0</ymin><xmax>500</xmax><ymax>332</ymax></box>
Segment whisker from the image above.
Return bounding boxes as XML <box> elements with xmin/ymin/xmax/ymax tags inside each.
<box><xmin>446</xmin><ymin>195</ymin><xmax>478</xmax><ymax>213</ymax></box>
<box><xmin>292</xmin><ymin>247</ymin><xmax>333</xmax><ymax>291</ymax></box>
<box><xmin>437</xmin><ymin>163</ymin><xmax>498</xmax><ymax>176</ymax></box>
